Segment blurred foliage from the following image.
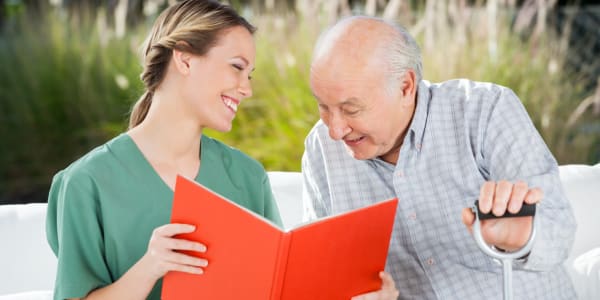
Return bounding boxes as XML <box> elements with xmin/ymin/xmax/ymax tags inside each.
<box><xmin>0</xmin><ymin>8</ymin><xmax>145</xmax><ymax>200</ymax></box>
<box><xmin>0</xmin><ymin>1</ymin><xmax>598</xmax><ymax>203</ymax></box>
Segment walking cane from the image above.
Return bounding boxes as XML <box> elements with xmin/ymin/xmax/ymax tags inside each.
<box><xmin>471</xmin><ymin>201</ymin><xmax>537</xmax><ymax>300</ymax></box>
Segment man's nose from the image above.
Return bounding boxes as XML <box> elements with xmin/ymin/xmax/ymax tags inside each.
<box><xmin>327</xmin><ymin>114</ymin><xmax>350</xmax><ymax>140</ymax></box>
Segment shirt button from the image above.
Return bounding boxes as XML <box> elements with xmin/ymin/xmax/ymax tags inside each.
<box><xmin>408</xmin><ymin>213</ymin><xmax>417</xmax><ymax>220</ymax></box>
<box><xmin>415</xmin><ymin>143</ymin><xmax>422</xmax><ymax>150</ymax></box>
<box><xmin>397</xmin><ymin>171</ymin><xmax>404</xmax><ymax>177</ymax></box>
<box><xmin>427</xmin><ymin>258</ymin><xmax>435</xmax><ymax>266</ymax></box>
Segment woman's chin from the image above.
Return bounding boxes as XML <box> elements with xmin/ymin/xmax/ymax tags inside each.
<box><xmin>211</xmin><ymin>122</ymin><xmax>233</xmax><ymax>133</ymax></box>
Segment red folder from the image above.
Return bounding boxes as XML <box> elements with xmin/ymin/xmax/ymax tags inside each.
<box><xmin>161</xmin><ymin>175</ymin><xmax>398</xmax><ymax>300</ymax></box>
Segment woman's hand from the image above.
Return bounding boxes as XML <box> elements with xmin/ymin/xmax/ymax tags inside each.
<box><xmin>142</xmin><ymin>223</ymin><xmax>209</xmax><ymax>281</ymax></box>
<box><xmin>351</xmin><ymin>271</ymin><xmax>399</xmax><ymax>300</ymax></box>
<box><xmin>79</xmin><ymin>223</ymin><xmax>208</xmax><ymax>299</ymax></box>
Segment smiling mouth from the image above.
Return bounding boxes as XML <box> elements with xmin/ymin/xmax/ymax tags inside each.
<box><xmin>222</xmin><ymin>96</ymin><xmax>239</xmax><ymax>112</ymax></box>
<box><xmin>344</xmin><ymin>136</ymin><xmax>366</xmax><ymax>145</ymax></box>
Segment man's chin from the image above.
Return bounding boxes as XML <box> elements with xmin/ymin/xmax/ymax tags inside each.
<box><xmin>344</xmin><ymin>146</ymin><xmax>376</xmax><ymax>161</ymax></box>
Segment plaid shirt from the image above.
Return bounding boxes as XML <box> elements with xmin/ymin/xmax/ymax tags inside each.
<box><xmin>302</xmin><ymin>79</ymin><xmax>577</xmax><ymax>299</ymax></box>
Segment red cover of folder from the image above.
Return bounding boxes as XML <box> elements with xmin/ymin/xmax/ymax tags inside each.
<box><xmin>161</xmin><ymin>175</ymin><xmax>398</xmax><ymax>300</ymax></box>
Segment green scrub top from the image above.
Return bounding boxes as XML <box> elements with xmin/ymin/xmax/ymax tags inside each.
<box><xmin>46</xmin><ymin>133</ymin><xmax>282</xmax><ymax>300</ymax></box>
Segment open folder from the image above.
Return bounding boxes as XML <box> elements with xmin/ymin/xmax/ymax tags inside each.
<box><xmin>161</xmin><ymin>175</ymin><xmax>398</xmax><ymax>300</ymax></box>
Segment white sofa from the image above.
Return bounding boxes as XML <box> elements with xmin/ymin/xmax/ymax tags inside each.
<box><xmin>1</xmin><ymin>165</ymin><xmax>599</xmax><ymax>299</ymax></box>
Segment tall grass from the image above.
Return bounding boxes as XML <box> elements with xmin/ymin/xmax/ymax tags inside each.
<box><xmin>414</xmin><ymin>7</ymin><xmax>599</xmax><ymax>165</ymax></box>
<box><xmin>0</xmin><ymin>10</ymin><xmax>144</xmax><ymax>200</ymax></box>
<box><xmin>0</xmin><ymin>5</ymin><xmax>598</xmax><ymax>202</ymax></box>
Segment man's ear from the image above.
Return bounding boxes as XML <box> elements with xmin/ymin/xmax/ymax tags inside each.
<box><xmin>399</xmin><ymin>70</ymin><xmax>417</xmax><ymax>104</ymax></box>
<box><xmin>172</xmin><ymin>48</ymin><xmax>192</xmax><ymax>76</ymax></box>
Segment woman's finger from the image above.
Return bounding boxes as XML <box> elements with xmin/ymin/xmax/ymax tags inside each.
<box><xmin>164</xmin><ymin>251</ymin><xmax>209</xmax><ymax>267</ymax></box>
<box><xmin>163</xmin><ymin>237</ymin><xmax>207</xmax><ymax>252</ymax></box>
<box><xmin>153</xmin><ymin>223</ymin><xmax>196</xmax><ymax>238</ymax></box>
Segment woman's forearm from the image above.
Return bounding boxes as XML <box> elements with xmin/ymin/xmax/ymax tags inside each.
<box><xmin>79</xmin><ymin>256</ymin><xmax>159</xmax><ymax>300</ymax></box>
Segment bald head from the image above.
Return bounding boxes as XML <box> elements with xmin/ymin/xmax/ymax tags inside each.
<box><xmin>313</xmin><ymin>17</ymin><xmax>395</xmax><ymax>66</ymax></box>
<box><xmin>308</xmin><ymin>17</ymin><xmax>421</xmax><ymax>164</ymax></box>
<box><xmin>311</xmin><ymin>16</ymin><xmax>422</xmax><ymax>87</ymax></box>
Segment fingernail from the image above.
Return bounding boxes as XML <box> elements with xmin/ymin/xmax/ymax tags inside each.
<box><xmin>493</xmin><ymin>207</ymin><xmax>503</xmax><ymax>216</ymax></box>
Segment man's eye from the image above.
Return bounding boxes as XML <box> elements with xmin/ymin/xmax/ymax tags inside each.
<box><xmin>344</xmin><ymin>110</ymin><xmax>359</xmax><ymax>116</ymax></box>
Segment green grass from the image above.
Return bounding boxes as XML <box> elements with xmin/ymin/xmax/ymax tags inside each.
<box><xmin>417</xmin><ymin>13</ymin><xmax>598</xmax><ymax>164</ymax></box>
<box><xmin>0</xmin><ymin>10</ymin><xmax>143</xmax><ymax>197</ymax></box>
<box><xmin>0</xmin><ymin>8</ymin><xmax>598</xmax><ymax>201</ymax></box>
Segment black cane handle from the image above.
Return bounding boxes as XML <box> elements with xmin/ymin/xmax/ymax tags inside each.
<box><xmin>474</xmin><ymin>200</ymin><xmax>536</xmax><ymax>220</ymax></box>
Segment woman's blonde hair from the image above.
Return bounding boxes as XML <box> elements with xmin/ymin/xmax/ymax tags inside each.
<box><xmin>128</xmin><ymin>0</ymin><xmax>256</xmax><ymax>129</ymax></box>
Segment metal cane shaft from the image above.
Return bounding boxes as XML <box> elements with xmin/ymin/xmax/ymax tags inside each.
<box><xmin>471</xmin><ymin>200</ymin><xmax>537</xmax><ymax>300</ymax></box>
<box><xmin>502</xmin><ymin>259</ymin><xmax>513</xmax><ymax>300</ymax></box>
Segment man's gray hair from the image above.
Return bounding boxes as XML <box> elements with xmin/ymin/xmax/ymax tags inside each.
<box><xmin>313</xmin><ymin>16</ymin><xmax>423</xmax><ymax>92</ymax></box>
<box><xmin>385</xmin><ymin>19</ymin><xmax>423</xmax><ymax>84</ymax></box>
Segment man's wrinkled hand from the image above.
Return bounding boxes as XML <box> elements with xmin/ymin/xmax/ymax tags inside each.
<box><xmin>462</xmin><ymin>180</ymin><xmax>541</xmax><ymax>251</ymax></box>
<box><xmin>351</xmin><ymin>271</ymin><xmax>399</xmax><ymax>300</ymax></box>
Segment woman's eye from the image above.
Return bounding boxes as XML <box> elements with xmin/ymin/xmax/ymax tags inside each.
<box><xmin>232</xmin><ymin>64</ymin><xmax>243</xmax><ymax>71</ymax></box>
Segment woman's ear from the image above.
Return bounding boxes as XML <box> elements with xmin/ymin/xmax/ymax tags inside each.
<box><xmin>172</xmin><ymin>48</ymin><xmax>192</xmax><ymax>76</ymax></box>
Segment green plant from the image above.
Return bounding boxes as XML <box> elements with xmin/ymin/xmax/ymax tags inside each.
<box><xmin>0</xmin><ymin>6</ymin><xmax>597</xmax><ymax>203</ymax></box>
<box><xmin>0</xmin><ymin>9</ymin><xmax>143</xmax><ymax>200</ymax></box>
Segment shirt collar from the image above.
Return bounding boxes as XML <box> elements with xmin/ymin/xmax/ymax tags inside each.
<box><xmin>407</xmin><ymin>80</ymin><xmax>432</xmax><ymax>150</ymax></box>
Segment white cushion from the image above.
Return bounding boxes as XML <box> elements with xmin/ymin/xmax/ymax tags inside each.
<box><xmin>0</xmin><ymin>204</ymin><xmax>56</xmax><ymax>295</ymax></box>
<box><xmin>0</xmin><ymin>290</ymin><xmax>52</xmax><ymax>300</ymax></box>
<box><xmin>268</xmin><ymin>171</ymin><xmax>304</xmax><ymax>229</ymax></box>
<box><xmin>571</xmin><ymin>248</ymin><xmax>600</xmax><ymax>300</ymax></box>
<box><xmin>559</xmin><ymin>164</ymin><xmax>600</xmax><ymax>300</ymax></box>
<box><xmin>559</xmin><ymin>164</ymin><xmax>600</xmax><ymax>258</ymax></box>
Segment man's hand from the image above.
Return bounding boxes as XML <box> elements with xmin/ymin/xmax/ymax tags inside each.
<box><xmin>462</xmin><ymin>180</ymin><xmax>542</xmax><ymax>251</ymax></box>
<box><xmin>351</xmin><ymin>271</ymin><xmax>399</xmax><ymax>300</ymax></box>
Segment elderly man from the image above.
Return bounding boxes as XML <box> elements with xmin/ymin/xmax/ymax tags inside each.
<box><xmin>302</xmin><ymin>16</ymin><xmax>577</xmax><ymax>299</ymax></box>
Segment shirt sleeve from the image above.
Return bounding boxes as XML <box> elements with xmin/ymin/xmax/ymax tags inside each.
<box><xmin>480</xmin><ymin>87</ymin><xmax>577</xmax><ymax>271</ymax></box>
<box><xmin>46</xmin><ymin>169</ymin><xmax>112</xmax><ymax>299</ymax></box>
<box><xmin>301</xmin><ymin>127</ymin><xmax>332</xmax><ymax>221</ymax></box>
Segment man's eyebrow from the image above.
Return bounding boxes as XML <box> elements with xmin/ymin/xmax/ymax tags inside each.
<box><xmin>311</xmin><ymin>92</ymin><xmax>321</xmax><ymax>102</ymax></box>
<box><xmin>340</xmin><ymin>97</ymin><xmax>362</xmax><ymax>106</ymax></box>
<box><xmin>314</xmin><ymin>96</ymin><xmax>362</xmax><ymax>106</ymax></box>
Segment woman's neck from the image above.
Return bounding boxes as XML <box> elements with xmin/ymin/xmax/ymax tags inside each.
<box><xmin>128</xmin><ymin>91</ymin><xmax>202</xmax><ymax>164</ymax></box>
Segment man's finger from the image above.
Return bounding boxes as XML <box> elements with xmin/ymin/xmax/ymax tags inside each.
<box><xmin>380</xmin><ymin>271</ymin><xmax>396</xmax><ymax>290</ymax></box>
<box><xmin>478</xmin><ymin>181</ymin><xmax>495</xmax><ymax>213</ymax></box>
<box><xmin>525</xmin><ymin>188</ymin><xmax>543</xmax><ymax>204</ymax></box>
<box><xmin>461</xmin><ymin>207</ymin><xmax>474</xmax><ymax>234</ymax></box>
<box><xmin>492</xmin><ymin>180</ymin><xmax>512</xmax><ymax>216</ymax></box>
<box><xmin>507</xmin><ymin>181</ymin><xmax>528</xmax><ymax>214</ymax></box>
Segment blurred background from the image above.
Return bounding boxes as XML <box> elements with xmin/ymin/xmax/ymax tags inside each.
<box><xmin>1</xmin><ymin>0</ymin><xmax>599</xmax><ymax>204</ymax></box>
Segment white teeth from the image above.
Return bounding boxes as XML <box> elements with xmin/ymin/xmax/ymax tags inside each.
<box><xmin>223</xmin><ymin>97</ymin><xmax>238</xmax><ymax>112</ymax></box>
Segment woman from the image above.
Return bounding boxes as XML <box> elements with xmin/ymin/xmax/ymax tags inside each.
<box><xmin>46</xmin><ymin>1</ymin><xmax>281</xmax><ymax>299</ymax></box>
